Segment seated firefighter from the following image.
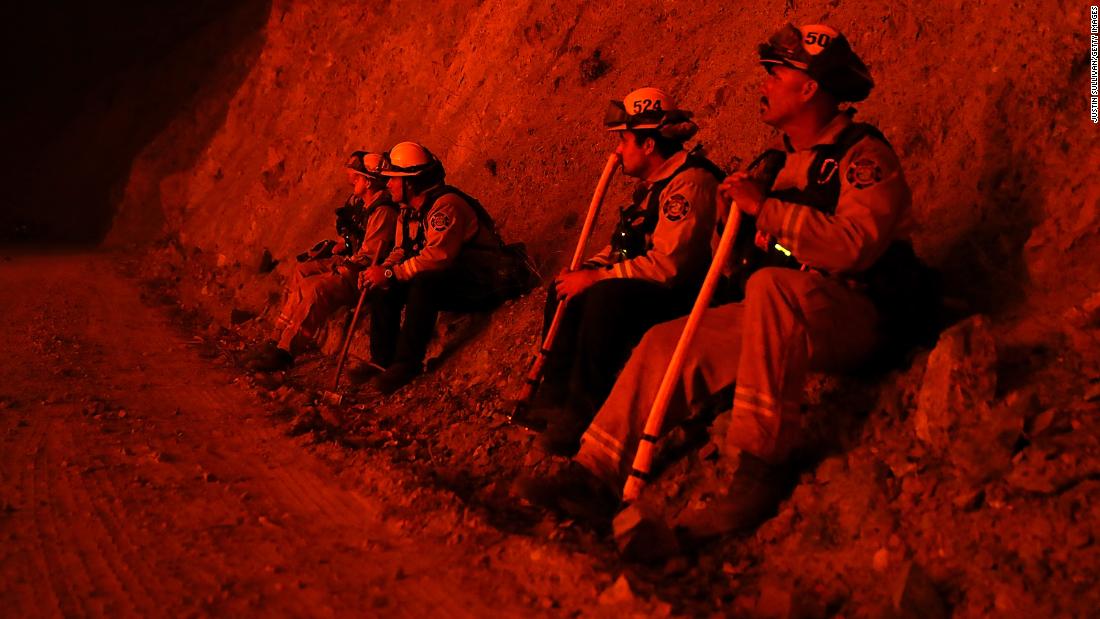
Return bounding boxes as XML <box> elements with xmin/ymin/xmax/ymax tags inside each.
<box><xmin>357</xmin><ymin>141</ymin><xmax>521</xmax><ymax>394</ymax></box>
<box><xmin>523</xmin><ymin>24</ymin><xmax>915</xmax><ymax>540</ymax></box>
<box><xmin>529</xmin><ymin>87</ymin><xmax>723</xmax><ymax>453</ymax></box>
<box><xmin>248</xmin><ymin>152</ymin><xmax>398</xmax><ymax>371</ymax></box>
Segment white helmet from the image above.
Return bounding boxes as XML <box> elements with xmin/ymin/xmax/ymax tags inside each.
<box><xmin>380</xmin><ymin>141</ymin><xmax>441</xmax><ymax>177</ymax></box>
<box><xmin>604</xmin><ymin>87</ymin><xmax>690</xmax><ymax>131</ymax></box>
<box><xmin>345</xmin><ymin>151</ymin><xmax>386</xmax><ymax>178</ymax></box>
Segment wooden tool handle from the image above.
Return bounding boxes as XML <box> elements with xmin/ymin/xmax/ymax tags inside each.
<box><xmin>622</xmin><ymin>203</ymin><xmax>743</xmax><ymax>502</ymax></box>
<box><xmin>331</xmin><ymin>286</ymin><xmax>369</xmax><ymax>391</ymax></box>
<box><xmin>515</xmin><ymin>152</ymin><xmax>620</xmax><ymax>411</ymax></box>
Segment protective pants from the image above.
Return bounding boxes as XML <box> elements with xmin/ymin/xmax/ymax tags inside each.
<box><xmin>539</xmin><ymin>278</ymin><xmax>696</xmax><ymax>417</ymax></box>
<box><xmin>274</xmin><ymin>258</ymin><xmax>359</xmax><ymax>355</ymax></box>
<box><xmin>574</xmin><ymin>268</ymin><xmax>879</xmax><ymax>492</ymax></box>
<box><xmin>368</xmin><ymin>262</ymin><xmax>497</xmax><ymax>369</ymax></box>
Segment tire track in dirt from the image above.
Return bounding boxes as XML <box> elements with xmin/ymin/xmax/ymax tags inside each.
<box><xmin>45</xmin><ymin>426</ymin><xmax>146</xmax><ymax>617</ymax></box>
<box><xmin>0</xmin><ymin>252</ymin><xmax>604</xmax><ymax>617</ymax></box>
<box><xmin>14</xmin><ymin>408</ymin><xmax>62</xmax><ymax>618</ymax></box>
<box><xmin>15</xmin><ymin>271</ymin><xmax>152</xmax><ymax>616</ymax></box>
<box><xmin>29</xmin><ymin>409</ymin><xmax>96</xmax><ymax>617</ymax></box>
<box><xmin>54</xmin><ymin>413</ymin><xmax>181</xmax><ymax>615</ymax></box>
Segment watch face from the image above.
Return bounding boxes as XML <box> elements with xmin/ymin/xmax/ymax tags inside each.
<box><xmin>384</xmin><ymin>269</ymin><xmax>394</xmax><ymax>278</ymax></box>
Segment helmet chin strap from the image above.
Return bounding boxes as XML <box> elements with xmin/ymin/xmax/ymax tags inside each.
<box><xmin>403</xmin><ymin>178</ymin><xmax>426</xmax><ymax>210</ymax></box>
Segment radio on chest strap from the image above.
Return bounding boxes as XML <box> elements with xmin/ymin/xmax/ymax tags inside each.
<box><xmin>722</xmin><ymin>122</ymin><xmax>890</xmax><ymax>287</ymax></box>
<box><xmin>764</xmin><ymin>122</ymin><xmax>887</xmax><ymax>215</ymax></box>
<box><xmin>610</xmin><ymin>147</ymin><xmax>726</xmax><ymax>260</ymax></box>
<box><xmin>334</xmin><ymin>195</ymin><xmax>367</xmax><ymax>254</ymax></box>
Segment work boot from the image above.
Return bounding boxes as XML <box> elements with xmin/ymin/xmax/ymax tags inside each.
<box><xmin>508</xmin><ymin>400</ymin><xmax>547</xmax><ymax>431</ymax></box>
<box><xmin>535</xmin><ymin>412</ymin><xmax>589</xmax><ymax>456</ymax></box>
<box><xmin>534</xmin><ymin>395</ymin><xmax>596</xmax><ymax>456</ymax></box>
<box><xmin>517</xmin><ymin>459</ymin><xmax>619</xmax><ymax>525</ymax></box>
<box><xmin>347</xmin><ymin>360</ymin><xmax>388</xmax><ymax>384</ymax></box>
<box><xmin>247</xmin><ymin>341</ymin><xmax>293</xmax><ymax>372</ymax></box>
<box><xmin>510</xmin><ymin>387</ymin><xmax>568</xmax><ymax>430</ymax></box>
<box><xmin>672</xmin><ymin>450</ymin><xmax>791</xmax><ymax>543</ymax></box>
<box><xmin>370</xmin><ymin>362</ymin><xmax>422</xmax><ymax>395</ymax></box>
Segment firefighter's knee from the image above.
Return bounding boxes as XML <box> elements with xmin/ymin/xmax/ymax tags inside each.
<box><xmin>744</xmin><ymin>267</ymin><xmax>790</xmax><ymax>297</ymax></box>
<box><xmin>635</xmin><ymin>317</ymin><xmax>683</xmax><ymax>360</ymax></box>
<box><xmin>745</xmin><ymin>267</ymin><xmax>807</xmax><ymax>310</ymax></box>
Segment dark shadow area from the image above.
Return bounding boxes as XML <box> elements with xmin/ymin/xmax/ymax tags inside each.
<box><xmin>937</xmin><ymin>80</ymin><xmax>1041</xmax><ymax>316</ymax></box>
<box><xmin>425</xmin><ymin>312</ymin><xmax>495</xmax><ymax>371</ymax></box>
<box><xmin>0</xmin><ymin>0</ymin><xmax>271</xmax><ymax>244</ymax></box>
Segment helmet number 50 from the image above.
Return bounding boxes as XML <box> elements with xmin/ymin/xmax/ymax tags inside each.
<box><xmin>804</xmin><ymin>32</ymin><xmax>831</xmax><ymax>48</ymax></box>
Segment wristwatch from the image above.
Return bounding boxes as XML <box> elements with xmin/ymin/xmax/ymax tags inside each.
<box><xmin>384</xmin><ymin>268</ymin><xmax>394</xmax><ymax>280</ymax></box>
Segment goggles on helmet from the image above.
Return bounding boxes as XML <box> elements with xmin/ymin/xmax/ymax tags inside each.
<box><xmin>758</xmin><ymin>23</ymin><xmax>813</xmax><ymax>70</ymax></box>
<box><xmin>346</xmin><ymin>151</ymin><xmax>386</xmax><ymax>178</ymax></box>
<box><xmin>380</xmin><ymin>153</ymin><xmax>438</xmax><ymax>177</ymax></box>
<box><xmin>603</xmin><ymin>100</ymin><xmax>672</xmax><ymax>131</ymax></box>
<box><xmin>345</xmin><ymin>150</ymin><xmax>369</xmax><ymax>174</ymax></box>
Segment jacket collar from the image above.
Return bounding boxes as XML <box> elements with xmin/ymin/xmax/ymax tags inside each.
<box><xmin>781</xmin><ymin>109</ymin><xmax>855</xmax><ymax>153</ymax></box>
<box><xmin>644</xmin><ymin>149</ymin><xmax>688</xmax><ymax>186</ymax></box>
<box><xmin>363</xmin><ymin>190</ymin><xmax>392</xmax><ymax>211</ymax></box>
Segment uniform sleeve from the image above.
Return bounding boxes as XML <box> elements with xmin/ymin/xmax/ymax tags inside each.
<box><xmin>755</xmin><ymin>137</ymin><xmax>912</xmax><ymax>274</ymax></box>
<box><xmin>583</xmin><ymin>244</ymin><xmax>616</xmax><ymax>268</ymax></box>
<box><xmin>349</xmin><ymin>205</ymin><xmax>398</xmax><ymax>268</ymax></box>
<box><xmin>392</xmin><ymin>195</ymin><xmax>478</xmax><ymax>281</ymax></box>
<box><xmin>594</xmin><ymin>169</ymin><xmax>718</xmax><ymax>286</ymax></box>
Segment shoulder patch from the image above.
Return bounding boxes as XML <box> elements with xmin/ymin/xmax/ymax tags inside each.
<box><xmin>428</xmin><ymin>210</ymin><xmax>453</xmax><ymax>232</ymax></box>
<box><xmin>845</xmin><ymin>158</ymin><xmax>883</xmax><ymax>190</ymax></box>
<box><xmin>662</xmin><ymin>194</ymin><xmax>691</xmax><ymax>222</ymax></box>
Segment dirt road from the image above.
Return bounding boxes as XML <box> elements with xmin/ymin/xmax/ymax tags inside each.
<box><xmin>0</xmin><ymin>251</ymin><xmax>611</xmax><ymax>617</ymax></box>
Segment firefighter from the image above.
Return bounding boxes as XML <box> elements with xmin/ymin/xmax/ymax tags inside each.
<box><xmin>356</xmin><ymin>142</ymin><xmax>504</xmax><ymax>394</ymax></box>
<box><xmin>523</xmin><ymin>24</ymin><xmax>915</xmax><ymax>538</ymax></box>
<box><xmin>531</xmin><ymin>87</ymin><xmax>723</xmax><ymax>454</ymax></box>
<box><xmin>248</xmin><ymin>151</ymin><xmax>398</xmax><ymax>371</ymax></box>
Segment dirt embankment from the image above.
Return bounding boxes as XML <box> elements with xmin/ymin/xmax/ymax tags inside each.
<box><xmin>94</xmin><ymin>1</ymin><xmax>1100</xmax><ymax>617</ymax></box>
<box><xmin>111</xmin><ymin>0</ymin><xmax>1097</xmax><ymax>316</ymax></box>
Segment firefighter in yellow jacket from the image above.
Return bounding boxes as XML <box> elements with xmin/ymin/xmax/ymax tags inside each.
<box><xmin>356</xmin><ymin>142</ymin><xmax>504</xmax><ymax>394</ymax></box>
<box><xmin>524</xmin><ymin>24</ymin><xmax>915</xmax><ymax>537</ymax></box>
<box><xmin>248</xmin><ymin>152</ymin><xmax>398</xmax><ymax>371</ymax></box>
<box><xmin>530</xmin><ymin>87</ymin><xmax>723</xmax><ymax>454</ymax></box>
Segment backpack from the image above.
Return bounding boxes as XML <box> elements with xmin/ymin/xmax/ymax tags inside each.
<box><xmin>420</xmin><ymin>185</ymin><xmax>540</xmax><ymax>304</ymax></box>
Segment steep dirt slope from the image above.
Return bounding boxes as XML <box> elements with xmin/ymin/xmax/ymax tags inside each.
<box><xmin>112</xmin><ymin>0</ymin><xmax>1096</xmax><ymax>316</ymax></box>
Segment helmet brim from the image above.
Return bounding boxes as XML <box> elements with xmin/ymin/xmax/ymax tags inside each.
<box><xmin>758</xmin><ymin>49</ymin><xmax>809</xmax><ymax>71</ymax></box>
<box><xmin>604</xmin><ymin>99</ymin><xmax>689</xmax><ymax>132</ymax></box>
<box><xmin>351</xmin><ymin>170</ymin><xmax>385</xmax><ymax>179</ymax></box>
